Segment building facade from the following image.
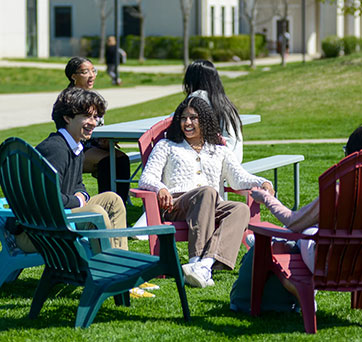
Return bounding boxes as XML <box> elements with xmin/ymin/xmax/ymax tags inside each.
<box><xmin>1</xmin><ymin>0</ymin><xmax>361</xmax><ymax>58</ymax></box>
<box><xmin>243</xmin><ymin>0</ymin><xmax>362</xmax><ymax>55</ymax></box>
<box><xmin>0</xmin><ymin>0</ymin><xmax>49</xmax><ymax>58</ymax></box>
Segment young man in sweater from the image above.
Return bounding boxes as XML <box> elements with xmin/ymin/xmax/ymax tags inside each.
<box><xmin>15</xmin><ymin>87</ymin><xmax>127</xmax><ymax>252</ymax></box>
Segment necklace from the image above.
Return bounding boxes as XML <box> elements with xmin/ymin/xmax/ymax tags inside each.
<box><xmin>189</xmin><ymin>140</ymin><xmax>204</xmax><ymax>153</ymax></box>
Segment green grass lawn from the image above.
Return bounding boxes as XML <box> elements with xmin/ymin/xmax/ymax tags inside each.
<box><xmin>0</xmin><ymin>54</ymin><xmax>361</xmax><ymax>340</ymax></box>
<box><xmin>0</xmin><ymin>67</ymin><xmax>183</xmax><ymax>93</ymax></box>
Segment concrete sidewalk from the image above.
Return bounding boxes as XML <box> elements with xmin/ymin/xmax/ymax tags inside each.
<box><xmin>0</xmin><ymin>84</ymin><xmax>182</xmax><ymax>130</ymax></box>
<box><xmin>0</xmin><ymin>53</ymin><xmax>316</xmax><ymax>79</ymax></box>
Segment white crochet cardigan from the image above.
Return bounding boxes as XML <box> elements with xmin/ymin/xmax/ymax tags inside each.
<box><xmin>139</xmin><ymin>139</ymin><xmax>271</xmax><ymax>195</ymax></box>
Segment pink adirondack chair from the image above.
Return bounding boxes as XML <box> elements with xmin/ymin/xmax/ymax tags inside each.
<box><xmin>249</xmin><ymin>150</ymin><xmax>362</xmax><ymax>333</ymax></box>
<box><xmin>130</xmin><ymin>116</ymin><xmax>260</xmax><ymax>256</ymax></box>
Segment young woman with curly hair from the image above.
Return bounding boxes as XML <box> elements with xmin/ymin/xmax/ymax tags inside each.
<box><xmin>139</xmin><ymin>91</ymin><xmax>274</xmax><ymax>288</ymax></box>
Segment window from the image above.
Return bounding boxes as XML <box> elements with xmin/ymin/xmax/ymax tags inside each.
<box><xmin>221</xmin><ymin>6</ymin><xmax>225</xmax><ymax>36</ymax></box>
<box><xmin>54</xmin><ymin>6</ymin><xmax>72</xmax><ymax>38</ymax></box>
<box><xmin>27</xmin><ymin>0</ymin><xmax>37</xmax><ymax>56</ymax></box>
<box><xmin>211</xmin><ymin>6</ymin><xmax>215</xmax><ymax>36</ymax></box>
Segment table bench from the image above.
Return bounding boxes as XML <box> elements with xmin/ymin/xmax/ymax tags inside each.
<box><xmin>125</xmin><ymin>152</ymin><xmax>304</xmax><ymax>210</ymax></box>
<box><xmin>242</xmin><ymin>154</ymin><xmax>304</xmax><ymax>210</ymax></box>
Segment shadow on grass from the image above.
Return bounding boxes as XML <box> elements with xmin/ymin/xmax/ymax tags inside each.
<box><xmin>0</xmin><ymin>297</ymin><xmax>360</xmax><ymax>335</ymax></box>
<box><xmin>0</xmin><ymin>278</ymin><xmax>81</xmax><ymax>300</ymax></box>
<box><xmin>0</xmin><ymin>303</ymin><xmax>190</xmax><ymax>331</ymax></box>
<box><xmin>195</xmin><ymin>300</ymin><xmax>362</xmax><ymax>335</ymax></box>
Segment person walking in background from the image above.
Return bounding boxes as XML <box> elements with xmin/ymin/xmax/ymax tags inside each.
<box><xmin>183</xmin><ymin>60</ymin><xmax>244</xmax><ymax>163</ymax></box>
<box><xmin>64</xmin><ymin>56</ymin><xmax>131</xmax><ymax>205</ymax></box>
<box><xmin>105</xmin><ymin>35</ymin><xmax>125</xmax><ymax>86</ymax></box>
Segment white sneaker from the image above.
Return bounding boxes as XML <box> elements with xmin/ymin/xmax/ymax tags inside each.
<box><xmin>245</xmin><ymin>234</ymin><xmax>255</xmax><ymax>248</ymax></box>
<box><xmin>182</xmin><ymin>262</ymin><xmax>214</xmax><ymax>288</ymax></box>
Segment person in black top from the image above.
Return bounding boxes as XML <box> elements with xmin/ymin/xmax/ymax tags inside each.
<box><xmin>105</xmin><ymin>36</ymin><xmax>123</xmax><ymax>85</ymax></box>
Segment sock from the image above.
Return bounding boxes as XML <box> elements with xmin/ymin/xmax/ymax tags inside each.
<box><xmin>189</xmin><ymin>256</ymin><xmax>200</xmax><ymax>264</ymax></box>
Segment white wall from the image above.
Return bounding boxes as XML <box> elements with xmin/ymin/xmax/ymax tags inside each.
<box><xmin>38</xmin><ymin>0</ymin><xmax>50</xmax><ymax>58</ymax></box>
<box><xmin>143</xmin><ymin>0</ymin><xmax>184</xmax><ymax>36</ymax></box>
<box><xmin>206</xmin><ymin>0</ymin><xmax>238</xmax><ymax>36</ymax></box>
<box><xmin>0</xmin><ymin>0</ymin><xmax>27</xmax><ymax>57</ymax></box>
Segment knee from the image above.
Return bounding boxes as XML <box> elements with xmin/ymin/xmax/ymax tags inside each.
<box><xmin>235</xmin><ymin>202</ymin><xmax>250</xmax><ymax>223</ymax></box>
<box><xmin>84</xmin><ymin>204</ymin><xmax>108</xmax><ymax>216</ymax></box>
<box><xmin>104</xmin><ymin>191</ymin><xmax>126</xmax><ymax>211</ymax></box>
<box><xmin>198</xmin><ymin>186</ymin><xmax>218</xmax><ymax>200</ymax></box>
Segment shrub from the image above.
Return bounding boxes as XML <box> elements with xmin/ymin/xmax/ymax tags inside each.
<box><xmin>122</xmin><ymin>34</ymin><xmax>267</xmax><ymax>61</ymax></box>
<box><xmin>80</xmin><ymin>36</ymin><xmax>100</xmax><ymax>58</ymax></box>
<box><xmin>342</xmin><ymin>35</ymin><xmax>359</xmax><ymax>55</ymax></box>
<box><xmin>190</xmin><ymin>47</ymin><xmax>212</xmax><ymax>60</ymax></box>
<box><xmin>321</xmin><ymin>35</ymin><xmax>342</xmax><ymax>58</ymax></box>
<box><xmin>211</xmin><ymin>49</ymin><xmax>234</xmax><ymax>62</ymax></box>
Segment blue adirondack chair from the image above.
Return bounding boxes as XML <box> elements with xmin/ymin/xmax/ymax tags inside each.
<box><xmin>0</xmin><ymin>137</ymin><xmax>190</xmax><ymax>328</ymax></box>
<box><xmin>0</xmin><ymin>198</ymin><xmax>43</xmax><ymax>288</ymax></box>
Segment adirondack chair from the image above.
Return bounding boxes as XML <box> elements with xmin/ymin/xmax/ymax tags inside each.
<box><xmin>0</xmin><ymin>137</ymin><xmax>190</xmax><ymax>328</ymax></box>
<box><xmin>130</xmin><ymin>116</ymin><xmax>260</xmax><ymax>255</ymax></box>
<box><xmin>249</xmin><ymin>150</ymin><xmax>362</xmax><ymax>334</ymax></box>
<box><xmin>0</xmin><ymin>198</ymin><xmax>44</xmax><ymax>288</ymax></box>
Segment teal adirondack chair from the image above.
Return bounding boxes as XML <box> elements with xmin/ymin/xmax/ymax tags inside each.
<box><xmin>0</xmin><ymin>137</ymin><xmax>190</xmax><ymax>328</ymax></box>
<box><xmin>0</xmin><ymin>198</ymin><xmax>44</xmax><ymax>288</ymax></box>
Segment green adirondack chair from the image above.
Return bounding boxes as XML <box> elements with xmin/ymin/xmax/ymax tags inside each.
<box><xmin>0</xmin><ymin>137</ymin><xmax>190</xmax><ymax>328</ymax></box>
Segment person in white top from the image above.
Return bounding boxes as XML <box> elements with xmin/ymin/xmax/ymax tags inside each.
<box><xmin>139</xmin><ymin>91</ymin><xmax>274</xmax><ymax>288</ymax></box>
<box><xmin>183</xmin><ymin>60</ymin><xmax>243</xmax><ymax>163</ymax></box>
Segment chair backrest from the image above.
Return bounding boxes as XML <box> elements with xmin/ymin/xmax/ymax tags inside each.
<box><xmin>315</xmin><ymin>150</ymin><xmax>362</xmax><ymax>289</ymax></box>
<box><xmin>0</xmin><ymin>137</ymin><xmax>68</xmax><ymax>230</ymax></box>
<box><xmin>138</xmin><ymin>116</ymin><xmax>173</xmax><ymax>167</ymax></box>
<box><xmin>0</xmin><ymin>138</ymin><xmax>89</xmax><ymax>280</ymax></box>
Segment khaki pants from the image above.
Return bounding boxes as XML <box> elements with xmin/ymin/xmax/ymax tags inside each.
<box><xmin>164</xmin><ymin>186</ymin><xmax>250</xmax><ymax>270</ymax></box>
<box><xmin>16</xmin><ymin>191</ymin><xmax>127</xmax><ymax>253</ymax></box>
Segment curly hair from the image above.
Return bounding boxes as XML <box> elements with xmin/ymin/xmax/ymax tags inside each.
<box><xmin>52</xmin><ymin>87</ymin><xmax>107</xmax><ymax>129</ymax></box>
<box><xmin>65</xmin><ymin>56</ymin><xmax>93</xmax><ymax>88</ymax></box>
<box><xmin>167</xmin><ymin>97</ymin><xmax>221</xmax><ymax>145</ymax></box>
<box><xmin>183</xmin><ymin>59</ymin><xmax>242</xmax><ymax>138</ymax></box>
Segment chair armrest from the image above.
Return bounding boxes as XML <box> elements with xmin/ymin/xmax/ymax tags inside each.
<box><xmin>224</xmin><ymin>187</ymin><xmax>249</xmax><ymax>197</ymax></box>
<box><xmin>76</xmin><ymin>225</ymin><xmax>175</xmax><ymax>239</ymax></box>
<box><xmin>66</xmin><ymin>212</ymin><xmax>106</xmax><ymax>229</ymax></box>
<box><xmin>129</xmin><ymin>189</ymin><xmax>162</xmax><ymax>225</ymax></box>
<box><xmin>130</xmin><ymin>188</ymin><xmax>158</xmax><ymax>200</ymax></box>
<box><xmin>249</xmin><ymin>222</ymin><xmax>316</xmax><ymax>241</ymax></box>
<box><xmin>0</xmin><ymin>208</ymin><xmax>14</xmax><ymax>217</ymax></box>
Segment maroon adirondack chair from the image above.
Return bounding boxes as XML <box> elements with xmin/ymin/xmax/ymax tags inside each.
<box><xmin>130</xmin><ymin>116</ymin><xmax>260</xmax><ymax>256</ymax></box>
<box><xmin>249</xmin><ymin>150</ymin><xmax>362</xmax><ymax>333</ymax></box>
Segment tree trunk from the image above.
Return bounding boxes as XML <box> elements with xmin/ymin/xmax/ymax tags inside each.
<box><xmin>249</xmin><ymin>18</ymin><xmax>256</xmax><ymax>69</ymax></box>
<box><xmin>98</xmin><ymin>0</ymin><xmax>107</xmax><ymax>63</ymax></box>
<box><xmin>280</xmin><ymin>0</ymin><xmax>288</xmax><ymax>67</ymax></box>
<box><xmin>183</xmin><ymin>15</ymin><xmax>190</xmax><ymax>68</ymax></box>
<box><xmin>180</xmin><ymin>0</ymin><xmax>193</xmax><ymax>69</ymax></box>
<box><xmin>139</xmin><ymin>14</ymin><xmax>145</xmax><ymax>63</ymax></box>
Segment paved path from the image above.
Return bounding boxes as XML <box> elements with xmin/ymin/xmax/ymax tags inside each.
<box><xmin>0</xmin><ymin>53</ymin><xmax>316</xmax><ymax>79</ymax></box>
<box><xmin>0</xmin><ymin>84</ymin><xmax>182</xmax><ymax>129</ymax></box>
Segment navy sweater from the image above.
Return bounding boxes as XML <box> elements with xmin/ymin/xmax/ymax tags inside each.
<box><xmin>36</xmin><ymin>132</ymin><xmax>89</xmax><ymax>209</ymax></box>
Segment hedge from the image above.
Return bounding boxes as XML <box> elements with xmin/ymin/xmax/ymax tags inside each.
<box><xmin>121</xmin><ymin>34</ymin><xmax>266</xmax><ymax>61</ymax></box>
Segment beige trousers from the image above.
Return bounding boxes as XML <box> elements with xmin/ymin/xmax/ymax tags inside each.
<box><xmin>15</xmin><ymin>191</ymin><xmax>127</xmax><ymax>253</ymax></box>
<box><xmin>164</xmin><ymin>186</ymin><xmax>250</xmax><ymax>270</ymax></box>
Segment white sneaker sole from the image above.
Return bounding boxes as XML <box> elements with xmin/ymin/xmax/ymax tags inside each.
<box><xmin>182</xmin><ymin>263</ymin><xmax>215</xmax><ymax>288</ymax></box>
